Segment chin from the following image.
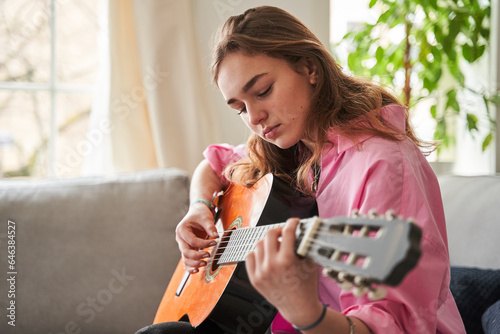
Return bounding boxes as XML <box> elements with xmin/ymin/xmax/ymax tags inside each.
<box><xmin>258</xmin><ymin>133</ymin><xmax>300</xmax><ymax>149</ymax></box>
<box><xmin>265</xmin><ymin>139</ymin><xmax>297</xmax><ymax>150</ymax></box>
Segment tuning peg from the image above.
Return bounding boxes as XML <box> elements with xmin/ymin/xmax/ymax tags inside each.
<box><xmin>337</xmin><ymin>271</ymin><xmax>353</xmax><ymax>290</ymax></box>
<box><xmin>354</xmin><ymin>275</ymin><xmax>365</xmax><ymax>286</ymax></box>
<box><xmin>339</xmin><ymin>280</ymin><xmax>353</xmax><ymax>290</ymax></box>
<box><xmin>385</xmin><ymin>210</ymin><xmax>396</xmax><ymax>220</ymax></box>
<box><xmin>337</xmin><ymin>271</ymin><xmax>348</xmax><ymax>281</ymax></box>
<box><xmin>368</xmin><ymin>209</ymin><xmax>378</xmax><ymax>219</ymax></box>
<box><xmin>351</xmin><ymin>209</ymin><xmax>360</xmax><ymax>218</ymax></box>
<box><xmin>322</xmin><ymin>268</ymin><xmax>337</xmax><ymax>278</ymax></box>
<box><xmin>368</xmin><ymin>287</ymin><xmax>387</xmax><ymax>300</ymax></box>
<box><xmin>358</xmin><ymin>226</ymin><xmax>370</xmax><ymax>237</ymax></box>
<box><xmin>352</xmin><ymin>275</ymin><xmax>369</xmax><ymax>297</ymax></box>
<box><xmin>353</xmin><ymin>286</ymin><xmax>368</xmax><ymax>297</ymax></box>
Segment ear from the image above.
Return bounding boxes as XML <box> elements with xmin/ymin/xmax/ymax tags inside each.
<box><xmin>303</xmin><ymin>58</ymin><xmax>318</xmax><ymax>86</ymax></box>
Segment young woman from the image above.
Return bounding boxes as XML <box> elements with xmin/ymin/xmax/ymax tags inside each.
<box><xmin>137</xmin><ymin>6</ymin><xmax>465</xmax><ymax>334</ymax></box>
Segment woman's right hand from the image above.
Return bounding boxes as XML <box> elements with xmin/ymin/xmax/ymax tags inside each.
<box><xmin>175</xmin><ymin>203</ymin><xmax>220</xmax><ymax>274</ymax></box>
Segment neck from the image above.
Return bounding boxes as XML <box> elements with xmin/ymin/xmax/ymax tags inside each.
<box><xmin>300</xmin><ymin>138</ymin><xmax>316</xmax><ymax>152</ymax></box>
<box><xmin>300</xmin><ymin>128</ymin><xmax>319</xmax><ymax>152</ymax></box>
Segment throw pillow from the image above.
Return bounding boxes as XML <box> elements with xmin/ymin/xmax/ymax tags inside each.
<box><xmin>482</xmin><ymin>299</ymin><xmax>500</xmax><ymax>334</ymax></box>
<box><xmin>450</xmin><ymin>266</ymin><xmax>500</xmax><ymax>334</ymax></box>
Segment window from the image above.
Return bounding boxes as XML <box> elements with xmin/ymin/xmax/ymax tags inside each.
<box><xmin>0</xmin><ymin>0</ymin><xmax>101</xmax><ymax>178</ymax></box>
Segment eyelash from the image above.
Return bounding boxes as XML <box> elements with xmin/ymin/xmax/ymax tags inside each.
<box><xmin>258</xmin><ymin>84</ymin><xmax>273</xmax><ymax>98</ymax></box>
<box><xmin>237</xmin><ymin>84</ymin><xmax>273</xmax><ymax>115</ymax></box>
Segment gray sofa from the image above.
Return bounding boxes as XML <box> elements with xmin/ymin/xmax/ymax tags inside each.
<box><xmin>0</xmin><ymin>169</ymin><xmax>190</xmax><ymax>334</ymax></box>
<box><xmin>439</xmin><ymin>174</ymin><xmax>500</xmax><ymax>334</ymax></box>
<box><xmin>0</xmin><ymin>170</ymin><xmax>499</xmax><ymax>333</ymax></box>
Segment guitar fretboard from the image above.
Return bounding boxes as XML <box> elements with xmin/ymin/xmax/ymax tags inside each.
<box><xmin>216</xmin><ymin>223</ymin><xmax>286</xmax><ymax>265</ymax></box>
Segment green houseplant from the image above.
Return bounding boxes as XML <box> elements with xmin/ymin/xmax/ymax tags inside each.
<box><xmin>337</xmin><ymin>0</ymin><xmax>497</xmax><ymax>153</ymax></box>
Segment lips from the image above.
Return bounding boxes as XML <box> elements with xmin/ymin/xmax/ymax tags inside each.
<box><xmin>263</xmin><ymin>125</ymin><xmax>280</xmax><ymax>139</ymax></box>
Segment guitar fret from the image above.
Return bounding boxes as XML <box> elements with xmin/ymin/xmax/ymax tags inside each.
<box><xmin>220</xmin><ymin>227</ymin><xmax>245</xmax><ymax>264</ymax></box>
<box><xmin>225</xmin><ymin>231</ymin><xmax>234</xmax><ymax>263</ymax></box>
<box><xmin>236</xmin><ymin>230</ymin><xmax>249</xmax><ymax>262</ymax></box>
<box><xmin>232</xmin><ymin>229</ymin><xmax>245</xmax><ymax>262</ymax></box>
<box><xmin>243</xmin><ymin>227</ymin><xmax>258</xmax><ymax>261</ymax></box>
<box><xmin>227</xmin><ymin>229</ymin><xmax>239</xmax><ymax>262</ymax></box>
<box><xmin>233</xmin><ymin>229</ymin><xmax>244</xmax><ymax>262</ymax></box>
<box><xmin>216</xmin><ymin>223</ymin><xmax>287</xmax><ymax>264</ymax></box>
<box><xmin>219</xmin><ymin>230</ymin><xmax>233</xmax><ymax>264</ymax></box>
<box><xmin>243</xmin><ymin>228</ymin><xmax>255</xmax><ymax>261</ymax></box>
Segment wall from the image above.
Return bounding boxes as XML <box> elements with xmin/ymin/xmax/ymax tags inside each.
<box><xmin>493</xmin><ymin>0</ymin><xmax>500</xmax><ymax>173</ymax></box>
<box><xmin>192</xmin><ymin>0</ymin><xmax>330</xmax><ymax>146</ymax></box>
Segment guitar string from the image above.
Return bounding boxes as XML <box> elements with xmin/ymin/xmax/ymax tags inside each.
<box><xmin>212</xmin><ymin>227</ymin><xmax>375</xmax><ymax>251</ymax></box>
<box><xmin>198</xmin><ymin>222</ymin><xmax>381</xmax><ymax>266</ymax></box>
<box><xmin>213</xmin><ymin>223</ymin><xmax>286</xmax><ymax>237</ymax></box>
<box><xmin>210</xmin><ymin>231</ymin><xmax>376</xmax><ymax>264</ymax></box>
<box><xmin>211</xmin><ymin>231</ymin><xmax>377</xmax><ymax>258</ymax></box>
<box><xmin>210</xmin><ymin>242</ymin><xmax>364</xmax><ymax>266</ymax></box>
<box><xmin>212</xmin><ymin>223</ymin><xmax>379</xmax><ymax>241</ymax></box>
<box><xmin>212</xmin><ymin>235</ymin><xmax>363</xmax><ymax>254</ymax></box>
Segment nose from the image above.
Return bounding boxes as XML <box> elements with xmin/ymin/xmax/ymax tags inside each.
<box><xmin>247</xmin><ymin>105</ymin><xmax>267</xmax><ymax>125</ymax></box>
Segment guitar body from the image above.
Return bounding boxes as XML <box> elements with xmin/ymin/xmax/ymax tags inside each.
<box><xmin>153</xmin><ymin>174</ymin><xmax>317</xmax><ymax>333</ymax></box>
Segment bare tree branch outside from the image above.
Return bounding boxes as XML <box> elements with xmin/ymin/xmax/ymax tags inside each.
<box><xmin>0</xmin><ymin>0</ymin><xmax>100</xmax><ymax>178</ymax></box>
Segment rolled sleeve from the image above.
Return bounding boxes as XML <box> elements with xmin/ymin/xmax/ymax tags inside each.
<box><xmin>203</xmin><ymin>143</ymin><xmax>246</xmax><ymax>187</ymax></box>
<box><xmin>344</xmin><ymin>302</ymin><xmax>404</xmax><ymax>333</ymax></box>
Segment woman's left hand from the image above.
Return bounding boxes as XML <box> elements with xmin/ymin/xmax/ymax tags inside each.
<box><xmin>245</xmin><ymin>218</ymin><xmax>324</xmax><ymax>325</ymax></box>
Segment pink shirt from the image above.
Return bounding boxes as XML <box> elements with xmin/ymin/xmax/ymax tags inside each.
<box><xmin>203</xmin><ymin>105</ymin><xmax>465</xmax><ymax>333</ymax></box>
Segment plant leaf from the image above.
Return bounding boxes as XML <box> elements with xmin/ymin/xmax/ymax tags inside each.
<box><xmin>430</xmin><ymin>105</ymin><xmax>437</xmax><ymax>119</ymax></box>
<box><xmin>489</xmin><ymin>94</ymin><xmax>500</xmax><ymax>106</ymax></box>
<box><xmin>482</xmin><ymin>133</ymin><xmax>493</xmax><ymax>151</ymax></box>
<box><xmin>376</xmin><ymin>46</ymin><xmax>384</xmax><ymax>63</ymax></box>
<box><xmin>434</xmin><ymin>117</ymin><xmax>447</xmax><ymax>140</ymax></box>
<box><xmin>466</xmin><ymin>113</ymin><xmax>479</xmax><ymax>132</ymax></box>
<box><xmin>476</xmin><ymin>44</ymin><xmax>486</xmax><ymax>60</ymax></box>
<box><xmin>463</xmin><ymin>43</ymin><xmax>473</xmax><ymax>62</ymax></box>
<box><xmin>446</xmin><ymin>90</ymin><xmax>460</xmax><ymax>113</ymax></box>
<box><xmin>447</xmin><ymin>60</ymin><xmax>465</xmax><ymax>85</ymax></box>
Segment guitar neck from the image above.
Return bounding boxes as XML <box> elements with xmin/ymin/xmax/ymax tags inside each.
<box><xmin>214</xmin><ymin>217</ymin><xmax>318</xmax><ymax>265</ymax></box>
<box><xmin>212</xmin><ymin>213</ymin><xmax>422</xmax><ymax>289</ymax></box>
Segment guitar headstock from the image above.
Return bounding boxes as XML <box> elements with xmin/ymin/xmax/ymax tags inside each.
<box><xmin>295</xmin><ymin>210</ymin><xmax>422</xmax><ymax>300</ymax></box>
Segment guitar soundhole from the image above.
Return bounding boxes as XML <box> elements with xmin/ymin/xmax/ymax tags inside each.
<box><xmin>205</xmin><ymin>216</ymin><xmax>243</xmax><ymax>283</ymax></box>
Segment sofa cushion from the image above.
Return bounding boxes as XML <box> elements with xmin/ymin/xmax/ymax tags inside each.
<box><xmin>0</xmin><ymin>169</ymin><xmax>189</xmax><ymax>334</ymax></box>
<box><xmin>450</xmin><ymin>266</ymin><xmax>500</xmax><ymax>334</ymax></box>
<box><xmin>483</xmin><ymin>299</ymin><xmax>500</xmax><ymax>334</ymax></box>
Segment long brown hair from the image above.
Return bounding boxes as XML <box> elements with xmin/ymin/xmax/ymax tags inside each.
<box><xmin>211</xmin><ymin>6</ymin><xmax>431</xmax><ymax>194</ymax></box>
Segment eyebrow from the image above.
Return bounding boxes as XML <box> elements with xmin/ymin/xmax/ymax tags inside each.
<box><xmin>226</xmin><ymin>72</ymin><xmax>269</xmax><ymax>105</ymax></box>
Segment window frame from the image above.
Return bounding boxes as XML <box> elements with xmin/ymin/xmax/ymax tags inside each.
<box><xmin>0</xmin><ymin>0</ymin><xmax>95</xmax><ymax>177</ymax></box>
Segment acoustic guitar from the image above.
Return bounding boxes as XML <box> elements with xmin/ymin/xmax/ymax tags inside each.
<box><xmin>153</xmin><ymin>174</ymin><xmax>422</xmax><ymax>333</ymax></box>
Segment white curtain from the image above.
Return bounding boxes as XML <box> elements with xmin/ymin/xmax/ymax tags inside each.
<box><xmin>132</xmin><ymin>0</ymin><xmax>221</xmax><ymax>173</ymax></box>
<box><xmin>84</xmin><ymin>0</ymin><xmax>220</xmax><ymax>176</ymax></box>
